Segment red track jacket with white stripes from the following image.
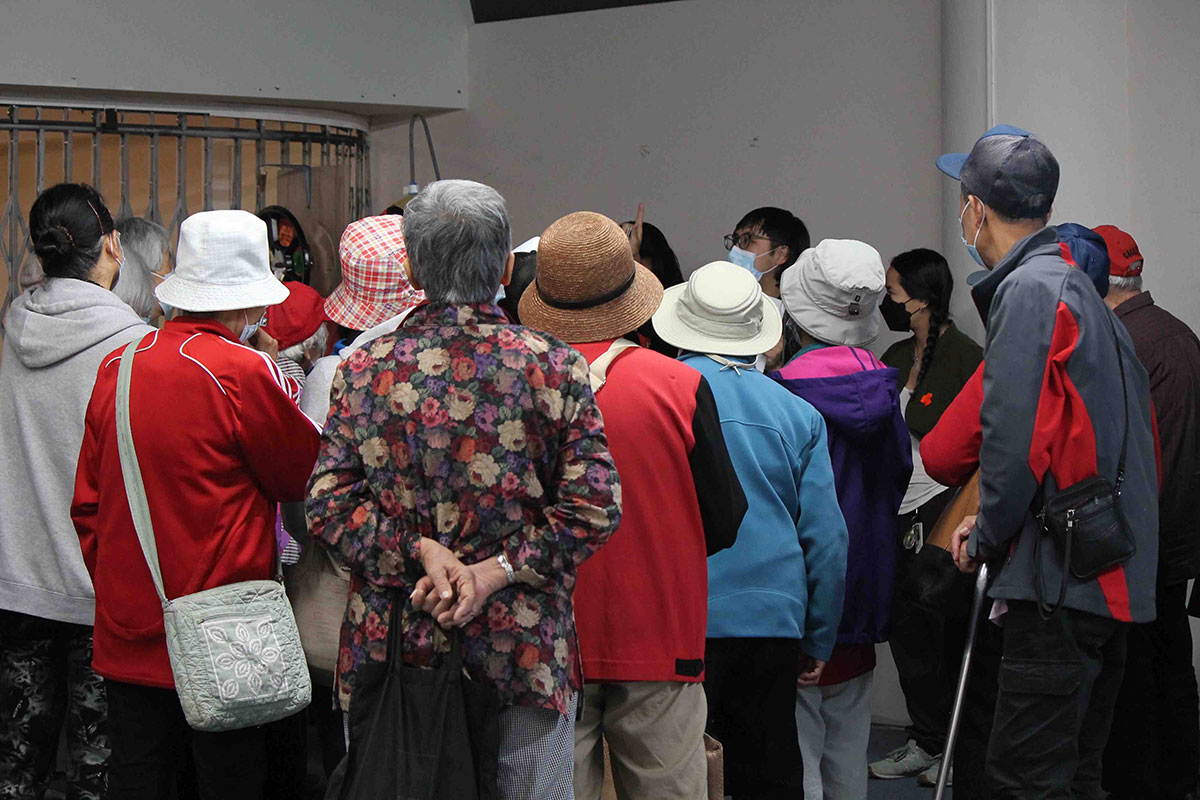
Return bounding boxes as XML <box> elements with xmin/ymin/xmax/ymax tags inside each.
<box><xmin>72</xmin><ymin>317</ymin><xmax>321</xmax><ymax>688</ymax></box>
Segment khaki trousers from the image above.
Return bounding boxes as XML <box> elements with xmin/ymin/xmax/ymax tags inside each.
<box><xmin>574</xmin><ymin>681</ymin><xmax>707</xmax><ymax>800</ymax></box>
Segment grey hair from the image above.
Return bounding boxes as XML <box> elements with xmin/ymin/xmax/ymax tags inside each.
<box><xmin>1109</xmin><ymin>274</ymin><xmax>1142</xmax><ymax>292</ymax></box>
<box><xmin>280</xmin><ymin>323</ymin><xmax>328</xmax><ymax>364</ymax></box>
<box><xmin>402</xmin><ymin>179</ymin><xmax>511</xmax><ymax>304</ymax></box>
<box><xmin>113</xmin><ymin>217</ymin><xmax>168</xmax><ymax>318</ymax></box>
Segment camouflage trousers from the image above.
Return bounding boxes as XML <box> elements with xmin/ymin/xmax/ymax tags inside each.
<box><xmin>0</xmin><ymin>609</ymin><xmax>109</xmax><ymax>800</ymax></box>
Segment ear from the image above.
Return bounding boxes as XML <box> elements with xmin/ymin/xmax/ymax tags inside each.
<box><xmin>106</xmin><ymin>230</ymin><xmax>123</xmax><ymax>261</ymax></box>
<box><xmin>501</xmin><ymin>251</ymin><xmax>514</xmax><ymax>286</ymax></box>
<box><xmin>964</xmin><ymin>195</ymin><xmax>984</xmax><ymax>228</ymax></box>
<box><xmin>771</xmin><ymin>245</ymin><xmax>789</xmax><ymax>267</ymax></box>
<box><xmin>403</xmin><ymin>255</ymin><xmax>423</xmax><ymax>291</ymax></box>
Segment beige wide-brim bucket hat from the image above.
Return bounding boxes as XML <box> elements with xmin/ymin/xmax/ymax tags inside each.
<box><xmin>156</xmin><ymin>210</ymin><xmax>289</xmax><ymax>312</ymax></box>
<box><xmin>519</xmin><ymin>211</ymin><xmax>664</xmax><ymax>343</ymax></box>
<box><xmin>652</xmin><ymin>261</ymin><xmax>783</xmax><ymax>357</ymax></box>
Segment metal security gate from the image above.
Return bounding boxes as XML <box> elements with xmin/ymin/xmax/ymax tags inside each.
<box><xmin>0</xmin><ymin>104</ymin><xmax>369</xmax><ymax>320</ymax></box>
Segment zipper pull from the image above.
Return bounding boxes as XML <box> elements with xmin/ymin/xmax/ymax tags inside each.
<box><xmin>1066</xmin><ymin>508</ymin><xmax>1076</xmax><ymax>532</ymax></box>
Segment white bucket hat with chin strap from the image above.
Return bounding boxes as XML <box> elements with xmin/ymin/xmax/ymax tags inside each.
<box><xmin>155</xmin><ymin>210</ymin><xmax>289</xmax><ymax>313</ymax></box>
<box><xmin>652</xmin><ymin>261</ymin><xmax>783</xmax><ymax>357</ymax></box>
<box><xmin>780</xmin><ymin>238</ymin><xmax>886</xmax><ymax>347</ymax></box>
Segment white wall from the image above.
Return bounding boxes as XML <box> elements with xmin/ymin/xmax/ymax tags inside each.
<box><xmin>372</xmin><ymin>0</ymin><xmax>943</xmax><ymax>289</ymax></box>
<box><xmin>943</xmin><ymin>0</ymin><xmax>1200</xmax><ymax>338</ymax></box>
<box><xmin>0</xmin><ymin>0</ymin><xmax>471</xmax><ymax>113</ymax></box>
<box><xmin>1127</xmin><ymin>0</ymin><xmax>1200</xmax><ymax>332</ymax></box>
<box><xmin>939</xmin><ymin>0</ymin><xmax>990</xmax><ymax>343</ymax></box>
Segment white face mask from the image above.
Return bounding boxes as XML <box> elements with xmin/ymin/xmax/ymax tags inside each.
<box><xmin>151</xmin><ymin>271</ymin><xmax>176</xmax><ymax>318</ymax></box>
<box><xmin>959</xmin><ymin>200</ymin><xmax>987</xmax><ymax>268</ymax></box>
<box><xmin>728</xmin><ymin>245</ymin><xmax>780</xmax><ymax>280</ymax></box>
<box><xmin>240</xmin><ymin>309</ymin><xmax>267</xmax><ymax>344</ymax></box>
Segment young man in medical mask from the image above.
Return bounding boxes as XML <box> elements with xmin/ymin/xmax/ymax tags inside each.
<box><xmin>723</xmin><ymin>206</ymin><xmax>810</xmax><ymax>299</ymax></box>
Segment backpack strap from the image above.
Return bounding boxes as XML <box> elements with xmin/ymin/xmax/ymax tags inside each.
<box><xmin>588</xmin><ymin>338</ymin><xmax>640</xmax><ymax>393</ymax></box>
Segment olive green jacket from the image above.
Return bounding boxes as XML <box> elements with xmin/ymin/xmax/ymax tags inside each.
<box><xmin>880</xmin><ymin>322</ymin><xmax>982</xmax><ymax>438</ymax></box>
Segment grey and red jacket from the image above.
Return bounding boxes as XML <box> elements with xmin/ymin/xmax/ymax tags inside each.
<box><xmin>966</xmin><ymin>227</ymin><xmax>1159</xmax><ymax>623</ymax></box>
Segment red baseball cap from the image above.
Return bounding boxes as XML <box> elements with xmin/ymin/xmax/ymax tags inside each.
<box><xmin>265</xmin><ymin>281</ymin><xmax>328</xmax><ymax>349</ymax></box>
<box><xmin>1093</xmin><ymin>225</ymin><xmax>1143</xmax><ymax>278</ymax></box>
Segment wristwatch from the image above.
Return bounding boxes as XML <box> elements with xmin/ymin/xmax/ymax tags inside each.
<box><xmin>496</xmin><ymin>553</ymin><xmax>516</xmax><ymax>585</ymax></box>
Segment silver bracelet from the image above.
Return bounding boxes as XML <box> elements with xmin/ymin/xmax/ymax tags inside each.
<box><xmin>497</xmin><ymin>553</ymin><xmax>515</xmax><ymax>585</ymax></box>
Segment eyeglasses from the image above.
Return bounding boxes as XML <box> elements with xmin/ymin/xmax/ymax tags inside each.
<box><xmin>723</xmin><ymin>231</ymin><xmax>779</xmax><ymax>251</ymax></box>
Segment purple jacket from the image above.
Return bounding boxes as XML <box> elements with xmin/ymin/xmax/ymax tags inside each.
<box><xmin>771</xmin><ymin>344</ymin><xmax>912</xmax><ymax>644</ymax></box>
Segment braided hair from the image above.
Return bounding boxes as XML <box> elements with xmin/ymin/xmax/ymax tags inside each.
<box><xmin>890</xmin><ymin>248</ymin><xmax>954</xmax><ymax>388</ymax></box>
<box><xmin>29</xmin><ymin>183</ymin><xmax>115</xmax><ymax>282</ymax></box>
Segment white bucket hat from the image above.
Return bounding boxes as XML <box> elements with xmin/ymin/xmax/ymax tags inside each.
<box><xmin>652</xmin><ymin>261</ymin><xmax>782</xmax><ymax>357</ymax></box>
<box><xmin>780</xmin><ymin>239</ymin><xmax>885</xmax><ymax>347</ymax></box>
<box><xmin>513</xmin><ymin>236</ymin><xmax>540</xmax><ymax>253</ymax></box>
<box><xmin>155</xmin><ymin>210</ymin><xmax>289</xmax><ymax>313</ymax></box>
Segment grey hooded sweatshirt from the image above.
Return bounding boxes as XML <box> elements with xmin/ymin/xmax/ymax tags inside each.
<box><xmin>0</xmin><ymin>277</ymin><xmax>152</xmax><ymax>625</ymax></box>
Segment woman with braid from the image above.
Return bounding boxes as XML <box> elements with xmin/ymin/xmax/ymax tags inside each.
<box><xmin>867</xmin><ymin>248</ymin><xmax>982</xmax><ymax>787</ymax></box>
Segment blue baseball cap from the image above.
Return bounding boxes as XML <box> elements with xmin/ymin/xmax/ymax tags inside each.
<box><xmin>1055</xmin><ymin>223</ymin><xmax>1110</xmax><ymax>298</ymax></box>
<box><xmin>938</xmin><ymin>124</ymin><xmax>1059</xmax><ymax>221</ymax></box>
<box><xmin>937</xmin><ymin>124</ymin><xmax>1032</xmax><ymax>179</ymax></box>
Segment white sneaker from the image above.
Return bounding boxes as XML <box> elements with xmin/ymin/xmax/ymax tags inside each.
<box><xmin>917</xmin><ymin>757</ymin><xmax>951</xmax><ymax>787</ymax></box>
<box><xmin>867</xmin><ymin>739</ymin><xmax>938</xmax><ymax>779</ymax></box>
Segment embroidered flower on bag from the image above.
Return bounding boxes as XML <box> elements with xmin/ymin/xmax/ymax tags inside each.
<box><xmin>206</xmin><ymin>619</ymin><xmax>286</xmax><ymax>700</ymax></box>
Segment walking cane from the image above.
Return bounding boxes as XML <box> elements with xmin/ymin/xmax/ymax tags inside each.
<box><xmin>933</xmin><ymin>562</ymin><xmax>991</xmax><ymax>800</ymax></box>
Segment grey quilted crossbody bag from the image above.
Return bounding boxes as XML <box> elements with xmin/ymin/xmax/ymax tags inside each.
<box><xmin>114</xmin><ymin>339</ymin><xmax>312</xmax><ymax>732</ymax></box>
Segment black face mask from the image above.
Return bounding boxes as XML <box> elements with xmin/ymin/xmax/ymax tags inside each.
<box><xmin>880</xmin><ymin>296</ymin><xmax>915</xmax><ymax>332</ymax></box>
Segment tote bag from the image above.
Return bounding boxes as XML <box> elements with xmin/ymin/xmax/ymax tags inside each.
<box><xmin>325</xmin><ymin>598</ymin><xmax>501</xmax><ymax>800</ymax></box>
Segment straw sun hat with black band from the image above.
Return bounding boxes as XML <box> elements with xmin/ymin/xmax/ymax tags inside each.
<box><xmin>519</xmin><ymin>211</ymin><xmax>664</xmax><ymax>343</ymax></box>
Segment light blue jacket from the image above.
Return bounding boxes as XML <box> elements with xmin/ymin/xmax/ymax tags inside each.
<box><xmin>682</xmin><ymin>353</ymin><xmax>848</xmax><ymax>660</ymax></box>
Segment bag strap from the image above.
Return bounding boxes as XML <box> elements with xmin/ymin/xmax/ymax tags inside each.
<box><xmin>115</xmin><ymin>338</ymin><xmax>286</xmax><ymax>606</ymax></box>
<box><xmin>114</xmin><ymin>339</ymin><xmax>170</xmax><ymax>605</ymax></box>
<box><xmin>1105</xmin><ymin>310</ymin><xmax>1130</xmax><ymax>494</ymax></box>
<box><xmin>588</xmin><ymin>338</ymin><xmax>639</xmax><ymax>393</ymax></box>
<box><xmin>1037</xmin><ymin>523</ymin><xmax>1072</xmax><ymax>619</ymax></box>
<box><xmin>386</xmin><ymin>593</ymin><xmax>464</xmax><ymax>673</ymax></box>
<box><xmin>387</xmin><ymin>591</ymin><xmax>404</xmax><ymax>668</ymax></box>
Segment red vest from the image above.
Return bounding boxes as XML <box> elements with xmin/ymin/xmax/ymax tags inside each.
<box><xmin>572</xmin><ymin>342</ymin><xmax>709</xmax><ymax>683</ymax></box>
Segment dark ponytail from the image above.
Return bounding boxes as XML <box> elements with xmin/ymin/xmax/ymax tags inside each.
<box><xmin>890</xmin><ymin>248</ymin><xmax>953</xmax><ymax>388</ymax></box>
<box><xmin>29</xmin><ymin>183</ymin><xmax>114</xmax><ymax>281</ymax></box>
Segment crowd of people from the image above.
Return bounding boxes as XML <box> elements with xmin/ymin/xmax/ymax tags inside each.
<box><xmin>0</xmin><ymin>121</ymin><xmax>1198</xmax><ymax>800</ymax></box>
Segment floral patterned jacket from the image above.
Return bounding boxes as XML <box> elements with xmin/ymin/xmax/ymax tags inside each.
<box><xmin>306</xmin><ymin>302</ymin><xmax>621</xmax><ymax>716</ymax></box>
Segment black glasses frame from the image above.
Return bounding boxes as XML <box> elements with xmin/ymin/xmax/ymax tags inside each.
<box><xmin>723</xmin><ymin>231</ymin><xmax>780</xmax><ymax>251</ymax></box>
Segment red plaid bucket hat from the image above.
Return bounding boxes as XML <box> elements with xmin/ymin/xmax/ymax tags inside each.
<box><xmin>324</xmin><ymin>215</ymin><xmax>425</xmax><ymax>330</ymax></box>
